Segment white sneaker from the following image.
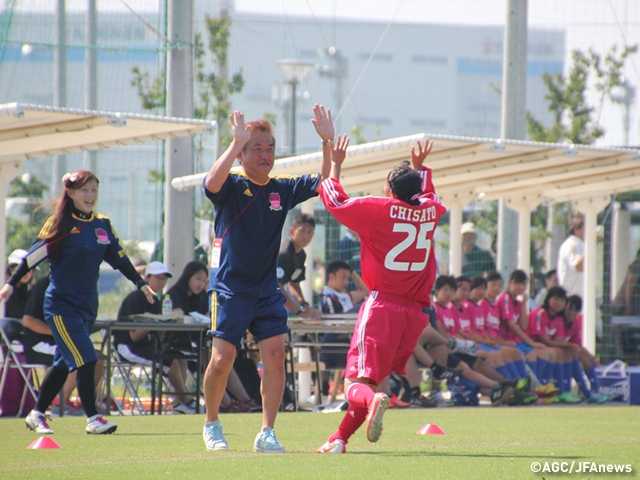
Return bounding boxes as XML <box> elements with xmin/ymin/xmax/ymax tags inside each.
<box><xmin>254</xmin><ymin>428</ymin><xmax>285</xmax><ymax>453</ymax></box>
<box><xmin>25</xmin><ymin>410</ymin><xmax>54</xmax><ymax>435</ymax></box>
<box><xmin>316</xmin><ymin>438</ymin><xmax>346</xmax><ymax>454</ymax></box>
<box><xmin>172</xmin><ymin>399</ymin><xmax>197</xmax><ymax>414</ymax></box>
<box><xmin>426</xmin><ymin>391</ymin><xmax>452</xmax><ymax>407</ymax></box>
<box><xmin>203</xmin><ymin>421</ymin><xmax>229</xmax><ymax>451</ymax></box>
<box><xmin>449</xmin><ymin>338</ymin><xmax>476</xmax><ymax>354</ymax></box>
<box><xmin>365</xmin><ymin>393</ymin><xmax>390</xmax><ymax>443</ymax></box>
<box><xmin>86</xmin><ymin>414</ymin><xmax>117</xmax><ymax>434</ymax></box>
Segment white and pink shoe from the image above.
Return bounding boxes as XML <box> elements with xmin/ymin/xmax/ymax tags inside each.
<box><xmin>86</xmin><ymin>414</ymin><xmax>117</xmax><ymax>434</ymax></box>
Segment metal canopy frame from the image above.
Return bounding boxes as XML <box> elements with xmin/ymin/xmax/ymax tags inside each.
<box><xmin>0</xmin><ymin>103</ymin><xmax>215</xmax><ymax>316</ymax></box>
<box><xmin>172</xmin><ymin>132</ymin><xmax>640</xmax><ymax>354</ymax></box>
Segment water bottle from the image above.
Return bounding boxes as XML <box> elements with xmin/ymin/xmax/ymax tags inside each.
<box><xmin>162</xmin><ymin>294</ymin><xmax>173</xmax><ymax>315</ymax></box>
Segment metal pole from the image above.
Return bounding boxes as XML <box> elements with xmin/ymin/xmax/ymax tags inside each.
<box><xmin>164</xmin><ymin>0</ymin><xmax>194</xmax><ymax>281</ymax></box>
<box><xmin>52</xmin><ymin>0</ymin><xmax>66</xmax><ymax>196</ymax></box>
<box><xmin>517</xmin><ymin>205</ymin><xmax>531</xmax><ymax>272</ymax></box>
<box><xmin>128</xmin><ymin>170</ymin><xmax>137</xmax><ymax>239</ymax></box>
<box><xmin>449</xmin><ymin>202</ymin><xmax>463</xmax><ymax>276</ymax></box>
<box><xmin>84</xmin><ymin>0</ymin><xmax>98</xmax><ymax>173</ymax></box>
<box><xmin>0</xmin><ymin>162</ymin><xmax>23</xmax><ymax>317</ymax></box>
<box><xmin>290</xmin><ymin>80</ymin><xmax>297</xmax><ymax>156</ymax></box>
<box><xmin>498</xmin><ymin>0</ymin><xmax>527</xmax><ymax>277</ymax></box>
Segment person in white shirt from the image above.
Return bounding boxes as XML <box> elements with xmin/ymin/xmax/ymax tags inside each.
<box><xmin>557</xmin><ymin>214</ymin><xmax>585</xmax><ymax>298</ymax></box>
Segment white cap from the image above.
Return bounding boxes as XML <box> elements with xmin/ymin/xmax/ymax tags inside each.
<box><xmin>461</xmin><ymin>222</ymin><xmax>477</xmax><ymax>235</ymax></box>
<box><xmin>145</xmin><ymin>261</ymin><xmax>172</xmax><ymax>278</ymax></box>
<box><xmin>8</xmin><ymin>249</ymin><xmax>28</xmax><ymax>266</ymax></box>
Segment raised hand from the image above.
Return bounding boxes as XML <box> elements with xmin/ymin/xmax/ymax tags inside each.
<box><xmin>229</xmin><ymin>110</ymin><xmax>252</xmax><ymax>147</ymax></box>
<box><xmin>311</xmin><ymin>103</ymin><xmax>334</xmax><ymax>142</ymax></box>
<box><xmin>410</xmin><ymin>139</ymin><xmax>434</xmax><ymax>170</ymax></box>
<box><xmin>0</xmin><ymin>284</ymin><xmax>14</xmax><ymax>302</ymax></box>
<box><xmin>331</xmin><ymin>134</ymin><xmax>350</xmax><ymax>166</ymax></box>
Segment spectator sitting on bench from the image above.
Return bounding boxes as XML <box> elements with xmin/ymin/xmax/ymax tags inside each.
<box><xmin>115</xmin><ymin>261</ymin><xmax>197</xmax><ymax>414</ymax></box>
<box><xmin>319</xmin><ymin>260</ymin><xmax>369</xmax><ymax>370</ymax></box>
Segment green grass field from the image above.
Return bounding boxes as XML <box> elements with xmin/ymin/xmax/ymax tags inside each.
<box><xmin>1</xmin><ymin>406</ymin><xmax>639</xmax><ymax>479</ymax></box>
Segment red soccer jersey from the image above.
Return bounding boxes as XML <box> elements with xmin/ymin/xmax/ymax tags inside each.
<box><xmin>479</xmin><ymin>298</ymin><xmax>501</xmax><ymax>339</ymax></box>
<box><xmin>319</xmin><ymin>177</ymin><xmax>446</xmax><ymax>306</ymax></box>
<box><xmin>527</xmin><ymin>307</ymin><xmax>550</xmax><ymax>339</ymax></box>
<box><xmin>564</xmin><ymin>315</ymin><xmax>583</xmax><ymax>344</ymax></box>
<box><xmin>497</xmin><ymin>291</ymin><xmax>522</xmax><ymax>342</ymax></box>
<box><xmin>435</xmin><ymin>302</ymin><xmax>460</xmax><ymax>336</ymax></box>
<box><xmin>463</xmin><ymin>300</ymin><xmax>485</xmax><ymax>335</ymax></box>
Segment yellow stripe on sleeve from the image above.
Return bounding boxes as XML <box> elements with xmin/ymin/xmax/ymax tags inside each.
<box><xmin>38</xmin><ymin>216</ymin><xmax>55</xmax><ymax>238</ymax></box>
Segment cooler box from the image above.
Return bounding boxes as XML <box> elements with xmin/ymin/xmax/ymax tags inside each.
<box><xmin>597</xmin><ymin>360</ymin><xmax>640</xmax><ymax>405</ymax></box>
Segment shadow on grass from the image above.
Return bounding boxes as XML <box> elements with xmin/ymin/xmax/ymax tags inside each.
<box><xmin>114</xmin><ymin>433</ymin><xmax>203</xmax><ymax>436</ymax></box>
<box><xmin>350</xmin><ymin>452</ymin><xmax>586</xmax><ymax>460</ymax></box>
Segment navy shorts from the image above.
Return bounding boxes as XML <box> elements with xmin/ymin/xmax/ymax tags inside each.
<box><xmin>515</xmin><ymin>342</ymin><xmax>535</xmax><ymax>356</ymax></box>
<box><xmin>209</xmin><ymin>291</ymin><xmax>288</xmax><ymax>348</ymax></box>
<box><xmin>448</xmin><ymin>353</ymin><xmax>478</xmax><ymax>369</ymax></box>
<box><xmin>46</xmin><ymin>314</ymin><xmax>98</xmax><ymax>371</ymax></box>
<box><xmin>422</xmin><ymin>306</ymin><xmax>437</xmax><ymax>329</ymax></box>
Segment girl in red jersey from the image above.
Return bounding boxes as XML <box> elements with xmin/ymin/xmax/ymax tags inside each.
<box><xmin>316</xmin><ymin>130</ymin><xmax>445</xmax><ymax>454</ymax></box>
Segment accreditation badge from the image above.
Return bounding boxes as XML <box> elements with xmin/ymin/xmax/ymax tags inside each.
<box><xmin>211</xmin><ymin>238</ymin><xmax>222</xmax><ymax>269</ymax></box>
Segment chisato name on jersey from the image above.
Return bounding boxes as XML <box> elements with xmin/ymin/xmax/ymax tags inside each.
<box><xmin>389</xmin><ymin>204</ymin><xmax>437</xmax><ymax>222</ymax></box>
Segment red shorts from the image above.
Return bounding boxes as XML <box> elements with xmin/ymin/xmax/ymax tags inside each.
<box><xmin>345</xmin><ymin>291</ymin><xmax>428</xmax><ymax>385</ymax></box>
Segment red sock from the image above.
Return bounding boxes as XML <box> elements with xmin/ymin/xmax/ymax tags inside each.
<box><xmin>345</xmin><ymin>382</ymin><xmax>375</xmax><ymax>409</ymax></box>
<box><xmin>330</xmin><ymin>405</ymin><xmax>368</xmax><ymax>444</ymax></box>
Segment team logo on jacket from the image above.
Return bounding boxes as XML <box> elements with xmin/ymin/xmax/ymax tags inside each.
<box><xmin>95</xmin><ymin>228</ymin><xmax>109</xmax><ymax>244</ymax></box>
<box><xmin>269</xmin><ymin>192</ymin><xmax>282</xmax><ymax>211</ymax></box>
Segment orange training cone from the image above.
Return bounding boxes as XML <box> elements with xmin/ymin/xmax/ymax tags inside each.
<box><xmin>27</xmin><ymin>436</ymin><xmax>62</xmax><ymax>449</ymax></box>
<box><xmin>417</xmin><ymin>423</ymin><xmax>445</xmax><ymax>435</ymax></box>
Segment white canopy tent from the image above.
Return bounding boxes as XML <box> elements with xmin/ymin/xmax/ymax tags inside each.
<box><xmin>0</xmin><ymin>103</ymin><xmax>215</xmax><ymax>315</ymax></box>
<box><xmin>173</xmin><ymin>133</ymin><xmax>640</xmax><ymax>353</ymax></box>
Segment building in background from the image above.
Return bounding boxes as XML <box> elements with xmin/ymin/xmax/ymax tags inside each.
<box><xmin>0</xmin><ymin>1</ymin><xmax>563</xmax><ymax>244</ymax></box>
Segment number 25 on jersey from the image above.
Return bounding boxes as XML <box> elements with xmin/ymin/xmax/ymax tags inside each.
<box><xmin>384</xmin><ymin>222</ymin><xmax>435</xmax><ymax>272</ymax></box>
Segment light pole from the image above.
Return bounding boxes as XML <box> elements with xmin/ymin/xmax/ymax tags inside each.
<box><xmin>276</xmin><ymin>59</ymin><xmax>313</xmax><ymax>156</ymax></box>
<box><xmin>611</xmin><ymin>75</ymin><xmax>635</xmax><ymax>146</ymax></box>
<box><xmin>318</xmin><ymin>46</ymin><xmax>347</xmax><ymax>137</ymax></box>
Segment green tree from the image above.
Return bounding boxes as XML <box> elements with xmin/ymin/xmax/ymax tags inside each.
<box><xmin>526</xmin><ymin>45</ymin><xmax>637</xmax><ymax>144</ymax></box>
<box><xmin>524</xmin><ymin>44</ymin><xmax>638</xmax><ymax>272</ymax></box>
<box><xmin>6</xmin><ymin>173</ymin><xmax>49</xmax><ymax>254</ymax></box>
<box><xmin>131</xmin><ymin>12</ymin><xmax>245</xmax><ymax>189</ymax></box>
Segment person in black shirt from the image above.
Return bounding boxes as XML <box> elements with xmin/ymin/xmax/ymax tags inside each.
<box><xmin>115</xmin><ymin>261</ymin><xmax>197</xmax><ymax>415</ymax></box>
<box><xmin>165</xmin><ymin>261</ymin><xmax>257</xmax><ymax>413</ymax></box>
<box><xmin>163</xmin><ymin>261</ymin><xmax>209</xmax><ymax>354</ymax></box>
<box><xmin>277</xmin><ymin>213</ymin><xmax>322</xmax><ymax>318</ymax></box>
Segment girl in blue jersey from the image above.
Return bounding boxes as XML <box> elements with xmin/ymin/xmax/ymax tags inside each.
<box><xmin>0</xmin><ymin>170</ymin><xmax>156</xmax><ymax>435</ymax></box>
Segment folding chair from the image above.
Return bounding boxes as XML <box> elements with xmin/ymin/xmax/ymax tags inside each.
<box><xmin>0</xmin><ymin>318</ymin><xmax>45</xmax><ymax>417</ymax></box>
<box><xmin>97</xmin><ymin>329</ymin><xmax>175</xmax><ymax>415</ymax></box>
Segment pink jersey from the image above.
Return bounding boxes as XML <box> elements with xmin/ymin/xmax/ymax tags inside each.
<box><xmin>527</xmin><ymin>307</ymin><xmax>550</xmax><ymax>339</ymax></box>
<box><xmin>564</xmin><ymin>315</ymin><xmax>583</xmax><ymax>344</ymax></box>
<box><xmin>435</xmin><ymin>302</ymin><xmax>460</xmax><ymax>336</ymax></box>
<box><xmin>453</xmin><ymin>301</ymin><xmax>474</xmax><ymax>334</ymax></box>
<box><xmin>319</xmin><ymin>177</ymin><xmax>446</xmax><ymax>306</ymax></box>
<box><xmin>462</xmin><ymin>300</ymin><xmax>484</xmax><ymax>334</ymax></box>
<box><xmin>479</xmin><ymin>298</ymin><xmax>501</xmax><ymax>339</ymax></box>
<box><xmin>548</xmin><ymin>315</ymin><xmax>567</xmax><ymax>340</ymax></box>
<box><xmin>497</xmin><ymin>291</ymin><xmax>522</xmax><ymax>342</ymax></box>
